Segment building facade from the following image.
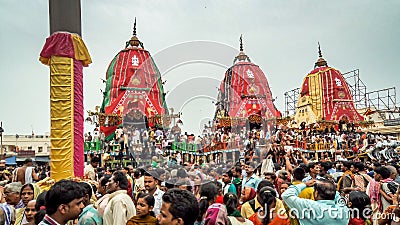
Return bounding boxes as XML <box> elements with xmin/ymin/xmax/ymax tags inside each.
<box><xmin>1</xmin><ymin>134</ymin><xmax>50</xmax><ymax>164</ymax></box>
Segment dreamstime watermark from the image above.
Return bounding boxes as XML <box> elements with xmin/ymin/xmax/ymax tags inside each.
<box><xmin>254</xmin><ymin>199</ymin><xmax>397</xmax><ymax>221</ymax></box>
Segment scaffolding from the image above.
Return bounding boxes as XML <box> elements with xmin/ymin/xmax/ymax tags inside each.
<box><xmin>343</xmin><ymin>69</ymin><xmax>367</xmax><ymax>109</ymax></box>
<box><xmin>284</xmin><ymin>87</ymin><xmax>300</xmax><ymax>117</ymax></box>
<box><xmin>366</xmin><ymin>87</ymin><xmax>398</xmax><ymax>120</ymax></box>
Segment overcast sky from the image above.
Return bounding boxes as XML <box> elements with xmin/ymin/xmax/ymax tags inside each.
<box><xmin>1</xmin><ymin>0</ymin><xmax>399</xmax><ymax>136</ymax></box>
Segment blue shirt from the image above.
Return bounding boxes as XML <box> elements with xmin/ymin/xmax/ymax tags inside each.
<box><xmin>242</xmin><ymin>174</ymin><xmax>260</xmax><ymax>190</ymax></box>
<box><xmin>302</xmin><ymin>175</ymin><xmax>322</xmax><ymax>183</ymax></box>
<box><xmin>282</xmin><ymin>183</ymin><xmax>349</xmax><ymax>225</ymax></box>
<box><xmin>395</xmin><ymin>175</ymin><xmax>400</xmax><ymax>184</ymax></box>
<box><xmin>327</xmin><ymin>168</ymin><xmax>336</xmax><ymax>175</ymax></box>
<box><xmin>78</xmin><ymin>204</ymin><xmax>103</xmax><ymax>225</ymax></box>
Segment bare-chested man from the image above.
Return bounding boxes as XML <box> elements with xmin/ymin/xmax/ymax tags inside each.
<box><xmin>12</xmin><ymin>158</ymin><xmax>39</xmax><ymax>184</ymax></box>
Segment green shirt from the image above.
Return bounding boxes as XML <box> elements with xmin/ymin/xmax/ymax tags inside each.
<box><xmin>232</xmin><ymin>177</ymin><xmax>241</xmax><ymax>185</ymax></box>
<box><xmin>151</xmin><ymin>161</ymin><xmax>159</xmax><ymax>168</ymax></box>
<box><xmin>78</xmin><ymin>204</ymin><xmax>103</xmax><ymax>225</ymax></box>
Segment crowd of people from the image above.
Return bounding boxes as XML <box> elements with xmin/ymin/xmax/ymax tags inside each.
<box><xmin>1</xmin><ymin>121</ymin><xmax>400</xmax><ymax>225</ymax></box>
<box><xmin>0</xmin><ymin>156</ymin><xmax>399</xmax><ymax>225</ymax></box>
<box><xmin>86</xmin><ymin>120</ymin><xmax>399</xmax><ymax>169</ymax></box>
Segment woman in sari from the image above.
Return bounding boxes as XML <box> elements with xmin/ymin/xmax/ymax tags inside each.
<box><xmin>126</xmin><ymin>193</ymin><xmax>157</xmax><ymax>225</ymax></box>
<box><xmin>238</xmin><ymin>186</ymin><xmax>256</xmax><ymax>211</ymax></box>
<box><xmin>195</xmin><ymin>182</ymin><xmax>219</xmax><ymax>225</ymax></box>
<box><xmin>15</xmin><ymin>183</ymin><xmax>40</xmax><ymax>225</ymax></box>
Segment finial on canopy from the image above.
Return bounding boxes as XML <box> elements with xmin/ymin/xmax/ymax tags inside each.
<box><xmin>133</xmin><ymin>17</ymin><xmax>137</xmax><ymax>36</ymax></box>
<box><xmin>318</xmin><ymin>42</ymin><xmax>323</xmax><ymax>58</ymax></box>
<box><xmin>127</xmin><ymin>17</ymin><xmax>141</xmax><ymax>48</ymax></box>
<box><xmin>234</xmin><ymin>34</ymin><xmax>251</xmax><ymax>64</ymax></box>
<box><xmin>315</xmin><ymin>41</ymin><xmax>328</xmax><ymax>68</ymax></box>
<box><xmin>240</xmin><ymin>34</ymin><xmax>243</xmax><ymax>52</ymax></box>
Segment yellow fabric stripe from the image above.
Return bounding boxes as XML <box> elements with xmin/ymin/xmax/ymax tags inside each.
<box><xmin>50</xmin><ymin>56</ymin><xmax>74</xmax><ymax>181</ymax></box>
<box><xmin>39</xmin><ymin>56</ymin><xmax>50</xmax><ymax>66</ymax></box>
<box><xmin>71</xmin><ymin>59</ymin><xmax>75</xmax><ymax>177</ymax></box>
<box><xmin>307</xmin><ymin>73</ymin><xmax>322</xmax><ymax>119</ymax></box>
<box><xmin>71</xmin><ymin>34</ymin><xmax>92</xmax><ymax>66</ymax></box>
<box><xmin>319</xmin><ymin>71</ymin><xmax>324</xmax><ymax>119</ymax></box>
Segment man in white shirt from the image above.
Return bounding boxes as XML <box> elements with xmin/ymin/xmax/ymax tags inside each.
<box><xmin>144</xmin><ymin>171</ymin><xmax>164</xmax><ymax>216</ymax></box>
<box><xmin>132</xmin><ymin>128</ymin><xmax>141</xmax><ymax>144</ymax></box>
<box><xmin>115</xmin><ymin>127</ymin><xmax>123</xmax><ymax>137</ymax></box>
<box><xmin>104</xmin><ymin>171</ymin><xmax>136</xmax><ymax>225</ymax></box>
<box><xmin>84</xmin><ymin>157</ymin><xmax>100</xmax><ymax>181</ymax></box>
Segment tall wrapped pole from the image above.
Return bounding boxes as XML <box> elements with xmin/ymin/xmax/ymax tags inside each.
<box><xmin>39</xmin><ymin>0</ymin><xmax>91</xmax><ymax>180</ymax></box>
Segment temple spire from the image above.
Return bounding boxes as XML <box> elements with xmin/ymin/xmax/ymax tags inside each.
<box><xmin>234</xmin><ymin>34</ymin><xmax>251</xmax><ymax>64</ymax></box>
<box><xmin>133</xmin><ymin>17</ymin><xmax>137</xmax><ymax>36</ymax></box>
<box><xmin>314</xmin><ymin>41</ymin><xmax>328</xmax><ymax>68</ymax></box>
<box><xmin>240</xmin><ymin>34</ymin><xmax>243</xmax><ymax>52</ymax></box>
<box><xmin>127</xmin><ymin>17</ymin><xmax>141</xmax><ymax>48</ymax></box>
<box><xmin>318</xmin><ymin>42</ymin><xmax>322</xmax><ymax>58</ymax></box>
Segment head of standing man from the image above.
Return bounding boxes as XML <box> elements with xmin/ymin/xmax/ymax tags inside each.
<box><xmin>157</xmin><ymin>188</ymin><xmax>199</xmax><ymax>225</ymax></box>
<box><xmin>39</xmin><ymin>180</ymin><xmax>85</xmax><ymax>225</ymax></box>
<box><xmin>144</xmin><ymin>171</ymin><xmax>164</xmax><ymax>216</ymax></box>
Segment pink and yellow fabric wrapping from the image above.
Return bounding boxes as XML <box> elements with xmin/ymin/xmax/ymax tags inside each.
<box><xmin>40</xmin><ymin>32</ymin><xmax>91</xmax><ymax>181</ymax></box>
